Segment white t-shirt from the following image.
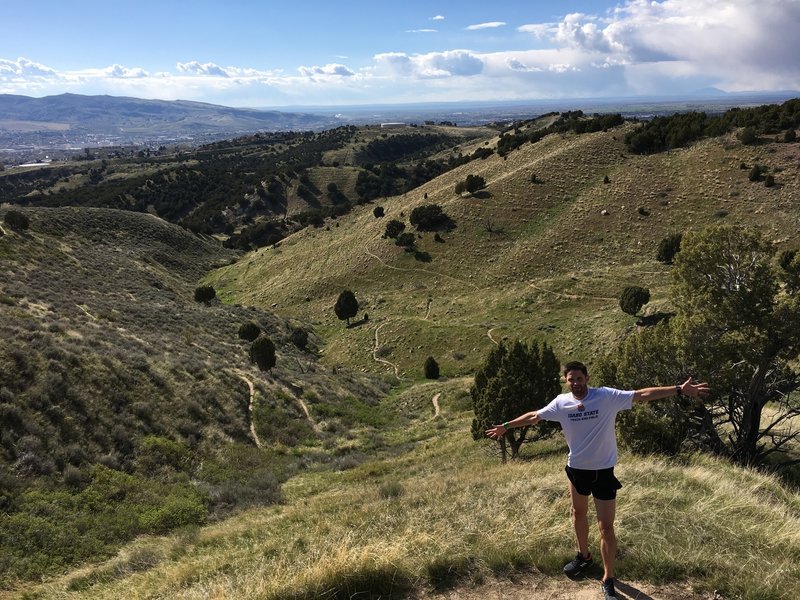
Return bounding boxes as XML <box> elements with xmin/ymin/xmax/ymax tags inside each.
<box><xmin>537</xmin><ymin>387</ymin><xmax>634</xmax><ymax>470</ymax></box>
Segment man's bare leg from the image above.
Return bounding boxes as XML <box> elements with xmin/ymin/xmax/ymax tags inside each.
<box><xmin>594</xmin><ymin>497</ymin><xmax>617</xmax><ymax>581</ymax></box>
<box><xmin>569</xmin><ymin>483</ymin><xmax>591</xmax><ymax>558</ymax></box>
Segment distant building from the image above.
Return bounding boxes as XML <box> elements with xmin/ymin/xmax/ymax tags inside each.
<box><xmin>380</xmin><ymin>122</ymin><xmax>406</xmax><ymax>129</ymax></box>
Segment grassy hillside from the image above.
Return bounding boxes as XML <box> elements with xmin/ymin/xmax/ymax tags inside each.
<box><xmin>206</xmin><ymin>123</ymin><xmax>800</xmax><ymax>378</ymax></box>
<box><xmin>0</xmin><ymin>207</ymin><xmax>389</xmax><ymax>585</ymax></box>
<box><xmin>14</xmin><ymin>392</ymin><xmax>800</xmax><ymax>600</ymax></box>
<box><xmin>3</xmin><ymin>108</ymin><xmax>800</xmax><ymax>599</ymax></box>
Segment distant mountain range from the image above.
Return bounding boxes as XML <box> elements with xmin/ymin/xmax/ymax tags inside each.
<box><xmin>0</xmin><ymin>93</ymin><xmax>337</xmax><ymax>137</ymax></box>
<box><xmin>1</xmin><ymin>91</ymin><xmax>797</xmax><ymax>158</ymax></box>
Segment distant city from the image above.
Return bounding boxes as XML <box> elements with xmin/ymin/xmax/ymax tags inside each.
<box><xmin>1</xmin><ymin>91</ymin><xmax>797</xmax><ymax>167</ymax></box>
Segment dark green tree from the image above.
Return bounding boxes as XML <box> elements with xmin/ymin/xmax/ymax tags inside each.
<box><xmin>619</xmin><ymin>286</ymin><xmax>650</xmax><ymax>316</ymax></box>
<box><xmin>470</xmin><ymin>340</ymin><xmax>561</xmax><ymax>463</ymax></box>
<box><xmin>3</xmin><ymin>210</ymin><xmax>29</xmax><ymax>231</ymax></box>
<box><xmin>373</xmin><ymin>206</ymin><xmax>385</xmax><ymax>218</ymax></box>
<box><xmin>599</xmin><ymin>225</ymin><xmax>800</xmax><ymax>466</ymax></box>
<box><xmin>194</xmin><ymin>285</ymin><xmax>216</xmax><ymax>303</ymax></box>
<box><xmin>465</xmin><ymin>174</ymin><xmax>486</xmax><ymax>194</ymax></box>
<box><xmin>424</xmin><ymin>356</ymin><xmax>440</xmax><ymax>380</ymax></box>
<box><xmin>334</xmin><ymin>289</ymin><xmax>359</xmax><ymax>326</ymax></box>
<box><xmin>249</xmin><ymin>335</ymin><xmax>276</xmax><ymax>372</ymax></box>
<box><xmin>290</xmin><ymin>327</ymin><xmax>309</xmax><ymax>350</ymax></box>
<box><xmin>238</xmin><ymin>321</ymin><xmax>261</xmax><ymax>342</ymax></box>
<box><xmin>395</xmin><ymin>232</ymin><xmax>416</xmax><ymax>248</ymax></box>
<box><xmin>785</xmin><ymin>129</ymin><xmax>797</xmax><ymax>143</ymax></box>
<box><xmin>410</xmin><ymin>204</ymin><xmax>448</xmax><ymax>231</ymax></box>
<box><xmin>656</xmin><ymin>232</ymin><xmax>683</xmax><ymax>264</ymax></box>
<box><xmin>326</xmin><ymin>182</ymin><xmax>348</xmax><ymax>205</ymax></box>
<box><xmin>383</xmin><ymin>219</ymin><xmax>405</xmax><ymax>239</ymax></box>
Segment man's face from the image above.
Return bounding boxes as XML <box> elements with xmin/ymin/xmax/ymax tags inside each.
<box><xmin>565</xmin><ymin>369</ymin><xmax>589</xmax><ymax>399</ymax></box>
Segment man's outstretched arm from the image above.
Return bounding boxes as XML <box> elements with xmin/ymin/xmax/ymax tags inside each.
<box><xmin>485</xmin><ymin>411</ymin><xmax>542</xmax><ymax>440</ymax></box>
<box><xmin>634</xmin><ymin>377</ymin><xmax>710</xmax><ymax>402</ymax></box>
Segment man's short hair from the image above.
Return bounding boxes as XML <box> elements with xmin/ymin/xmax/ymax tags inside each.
<box><xmin>563</xmin><ymin>361</ymin><xmax>588</xmax><ymax>377</ymax></box>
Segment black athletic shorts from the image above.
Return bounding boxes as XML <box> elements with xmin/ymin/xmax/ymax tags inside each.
<box><xmin>565</xmin><ymin>466</ymin><xmax>622</xmax><ymax>501</ymax></box>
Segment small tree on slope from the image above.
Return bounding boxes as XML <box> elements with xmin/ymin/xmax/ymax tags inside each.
<box><xmin>334</xmin><ymin>289</ymin><xmax>359</xmax><ymax>326</ymax></box>
<box><xmin>471</xmin><ymin>340</ymin><xmax>561</xmax><ymax>463</ymax></box>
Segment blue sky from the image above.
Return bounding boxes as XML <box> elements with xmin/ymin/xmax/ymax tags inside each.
<box><xmin>1</xmin><ymin>0</ymin><xmax>799</xmax><ymax>107</ymax></box>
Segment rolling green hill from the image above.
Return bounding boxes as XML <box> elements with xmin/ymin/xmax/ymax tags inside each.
<box><xmin>2</xmin><ymin>104</ymin><xmax>800</xmax><ymax>599</ymax></box>
<box><xmin>205</xmin><ymin>122</ymin><xmax>800</xmax><ymax>379</ymax></box>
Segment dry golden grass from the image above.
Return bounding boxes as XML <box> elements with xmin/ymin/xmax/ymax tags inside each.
<box><xmin>20</xmin><ymin>404</ymin><xmax>800</xmax><ymax>600</ymax></box>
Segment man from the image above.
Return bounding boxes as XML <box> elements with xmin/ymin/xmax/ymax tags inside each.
<box><xmin>485</xmin><ymin>361</ymin><xmax>710</xmax><ymax>600</ymax></box>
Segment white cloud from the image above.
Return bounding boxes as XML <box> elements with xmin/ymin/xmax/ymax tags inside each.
<box><xmin>505</xmin><ymin>57</ymin><xmax>542</xmax><ymax>73</ymax></box>
<box><xmin>517</xmin><ymin>23</ymin><xmax>554</xmax><ymax>38</ymax></box>
<box><xmin>373</xmin><ymin>52</ymin><xmax>414</xmax><ymax>76</ymax></box>
<box><xmin>431</xmin><ymin>15</ymin><xmax>445</xmax><ymax>21</ymax></box>
<box><xmin>297</xmin><ymin>63</ymin><xmax>355</xmax><ymax>78</ymax></box>
<box><xmin>554</xmin><ymin>13</ymin><xmax>622</xmax><ymax>54</ymax></box>
<box><xmin>548</xmin><ymin>63</ymin><xmax>579</xmax><ymax>74</ymax></box>
<box><xmin>104</xmin><ymin>64</ymin><xmax>149</xmax><ymax>78</ymax></box>
<box><xmin>515</xmin><ymin>0</ymin><xmax>800</xmax><ymax>93</ymax></box>
<box><xmin>375</xmin><ymin>50</ymin><xmax>484</xmax><ymax>79</ymax></box>
<box><xmin>177</xmin><ymin>61</ymin><xmax>232</xmax><ymax>77</ymax></box>
<box><xmin>406</xmin><ymin>29</ymin><xmax>437</xmax><ymax>33</ymax></box>
<box><xmin>0</xmin><ymin>57</ymin><xmax>58</xmax><ymax>78</ymax></box>
<box><xmin>466</xmin><ymin>21</ymin><xmax>507</xmax><ymax>31</ymax></box>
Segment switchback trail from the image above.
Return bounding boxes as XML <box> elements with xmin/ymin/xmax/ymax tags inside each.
<box><xmin>424</xmin><ymin>297</ymin><xmax>433</xmax><ymax>320</ymax></box>
<box><xmin>431</xmin><ymin>393</ymin><xmax>441</xmax><ymax>418</ymax></box>
<box><xmin>373</xmin><ymin>321</ymin><xmax>402</xmax><ymax>380</ymax></box>
<box><xmin>233</xmin><ymin>370</ymin><xmax>261</xmax><ymax>448</ymax></box>
<box><xmin>293</xmin><ymin>393</ymin><xmax>320</xmax><ymax>434</ymax></box>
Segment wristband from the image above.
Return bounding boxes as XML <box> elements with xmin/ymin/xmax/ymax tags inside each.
<box><xmin>675</xmin><ymin>385</ymin><xmax>682</xmax><ymax>396</ymax></box>
<box><xmin>503</xmin><ymin>421</ymin><xmax>510</xmax><ymax>429</ymax></box>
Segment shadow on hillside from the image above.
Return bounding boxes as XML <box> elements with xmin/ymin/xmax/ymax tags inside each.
<box><xmin>347</xmin><ymin>316</ymin><xmax>370</xmax><ymax>328</ymax></box>
<box><xmin>472</xmin><ymin>190</ymin><xmax>492</xmax><ymax>200</ymax></box>
<box><xmin>635</xmin><ymin>312</ymin><xmax>676</xmax><ymax>327</ymax></box>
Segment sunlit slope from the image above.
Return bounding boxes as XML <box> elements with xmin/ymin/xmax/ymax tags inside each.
<box><xmin>207</xmin><ymin>125</ymin><xmax>800</xmax><ymax>376</ymax></box>
<box><xmin>22</xmin><ymin>405</ymin><xmax>800</xmax><ymax>600</ymax></box>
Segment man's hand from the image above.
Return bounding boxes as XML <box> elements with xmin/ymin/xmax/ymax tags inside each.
<box><xmin>485</xmin><ymin>424</ymin><xmax>507</xmax><ymax>440</ymax></box>
<box><xmin>680</xmin><ymin>377</ymin><xmax>711</xmax><ymax>399</ymax></box>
